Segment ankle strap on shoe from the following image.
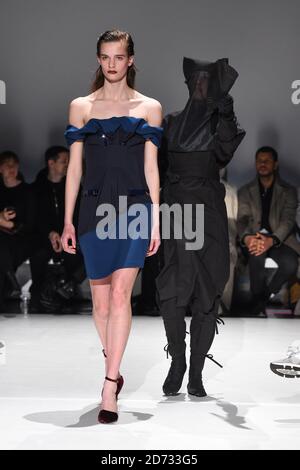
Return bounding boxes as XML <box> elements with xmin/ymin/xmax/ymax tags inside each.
<box><xmin>105</xmin><ymin>376</ymin><xmax>118</xmax><ymax>383</ymax></box>
<box><xmin>102</xmin><ymin>349</ymin><xmax>107</xmax><ymax>358</ymax></box>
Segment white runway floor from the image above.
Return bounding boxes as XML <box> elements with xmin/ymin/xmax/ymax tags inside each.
<box><xmin>1</xmin><ymin>313</ymin><xmax>300</xmax><ymax>450</ymax></box>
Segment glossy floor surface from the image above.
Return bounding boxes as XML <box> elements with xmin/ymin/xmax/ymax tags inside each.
<box><xmin>1</xmin><ymin>314</ymin><xmax>300</xmax><ymax>450</ymax></box>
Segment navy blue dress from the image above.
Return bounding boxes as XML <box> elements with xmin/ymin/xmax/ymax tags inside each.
<box><xmin>64</xmin><ymin>116</ymin><xmax>163</xmax><ymax>279</ymax></box>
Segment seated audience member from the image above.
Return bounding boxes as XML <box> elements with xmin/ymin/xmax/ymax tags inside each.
<box><xmin>289</xmin><ymin>187</ymin><xmax>300</xmax><ymax>311</ymax></box>
<box><xmin>0</xmin><ymin>150</ymin><xmax>36</xmax><ymax>311</ymax></box>
<box><xmin>219</xmin><ymin>167</ymin><xmax>238</xmax><ymax>315</ymax></box>
<box><xmin>237</xmin><ymin>146</ymin><xmax>300</xmax><ymax>316</ymax></box>
<box><xmin>297</xmin><ymin>187</ymin><xmax>300</xmax><ymax>242</ymax></box>
<box><xmin>29</xmin><ymin>146</ymin><xmax>86</xmax><ymax>312</ymax></box>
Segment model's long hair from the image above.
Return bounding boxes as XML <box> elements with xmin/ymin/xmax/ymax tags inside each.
<box><xmin>90</xmin><ymin>29</ymin><xmax>137</xmax><ymax>93</ymax></box>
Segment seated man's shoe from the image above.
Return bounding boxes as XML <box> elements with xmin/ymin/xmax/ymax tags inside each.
<box><xmin>270</xmin><ymin>340</ymin><xmax>300</xmax><ymax>378</ymax></box>
<box><xmin>249</xmin><ymin>292</ymin><xmax>273</xmax><ymax>317</ymax></box>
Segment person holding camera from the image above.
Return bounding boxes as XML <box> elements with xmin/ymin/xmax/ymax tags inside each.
<box><xmin>0</xmin><ymin>150</ymin><xmax>36</xmax><ymax>312</ymax></box>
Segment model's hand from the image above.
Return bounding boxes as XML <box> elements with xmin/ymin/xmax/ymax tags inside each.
<box><xmin>146</xmin><ymin>224</ymin><xmax>161</xmax><ymax>257</ymax></box>
<box><xmin>49</xmin><ymin>231</ymin><xmax>63</xmax><ymax>253</ymax></box>
<box><xmin>217</xmin><ymin>94</ymin><xmax>234</xmax><ymax>116</ymax></box>
<box><xmin>61</xmin><ymin>223</ymin><xmax>77</xmax><ymax>254</ymax></box>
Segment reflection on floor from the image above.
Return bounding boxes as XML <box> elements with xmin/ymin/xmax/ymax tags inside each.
<box><xmin>1</xmin><ymin>314</ymin><xmax>300</xmax><ymax>450</ymax></box>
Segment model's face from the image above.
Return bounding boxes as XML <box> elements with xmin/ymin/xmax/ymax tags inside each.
<box><xmin>97</xmin><ymin>40</ymin><xmax>134</xmax><ymax>83</ymax></box>
<box><xmin>186</xmin><ymin>71</ymin><xmax>209</xmax><ymax>100</ymax></box>
<box><xmin>49</xmin><ymin>152</ymin><xmax>69</xmax><ymax>177</ymax></box>
<box><xmin>256</xmin><ymin>152</ymin><xmax>277</xmax><ymax>177</ymax></box>
<box><xmin>0</xmin><ymin>158</ymin><xmax>19</xmax><ymax>180</ymax></box>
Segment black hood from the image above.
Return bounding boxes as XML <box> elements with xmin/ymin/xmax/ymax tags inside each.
<box><xmin>182</xmin><ymin>56</ymin><xmax>238</xmax><ymax>100</ymax></box>
<box><xmin>163</xmin><ymin>57</ymin><xmax>241</xmax><ymax>152</ymax></box>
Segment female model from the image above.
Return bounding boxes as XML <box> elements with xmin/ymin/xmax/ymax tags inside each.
<box><xmin>61</xmin><ymin>29</ymin><xmax>163</xmax><ymax>423</ymax></box>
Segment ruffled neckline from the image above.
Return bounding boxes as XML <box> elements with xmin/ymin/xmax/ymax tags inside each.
<box><xmin>64</xmin><ymin>115</ymin><xmax>163</xmax><ymax>147</ymax></box>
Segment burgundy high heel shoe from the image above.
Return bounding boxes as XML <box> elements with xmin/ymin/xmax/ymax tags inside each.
<box><xmin>98</xmin><ymin>376</ymin><xmax>119</xmax><ymax>424</ymax></box>
<box><xmin>102</xmin><ymin>349</ymin><xmax>124</xmax><ymax>398</ymax></box>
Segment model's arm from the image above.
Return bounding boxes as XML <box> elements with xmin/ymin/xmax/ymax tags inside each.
<box><xmin>214</xmin><ymin>94</ymin><xmax>246</xmax><ymax>168</ymax></box>
<box><xmin>144</xmin><ymin>99</ymin><xmax>163</xmax><ymax>256</ymax></box>
<box><xmin>157</xmin><ymin>116</ymin><xmax>169</xmax><ymax>189</ymax></box>
<box><xmin>61</xmin><ymin>98</ymin><xmax>85</xmax><ymax>254</ymax></box>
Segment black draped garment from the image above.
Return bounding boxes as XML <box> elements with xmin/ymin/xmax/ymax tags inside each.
<box><xmin>155</xmin><ymin>57</ymin><xmax>246</xmax><ymax>315</ymax></box>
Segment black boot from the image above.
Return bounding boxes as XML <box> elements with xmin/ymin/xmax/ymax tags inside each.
<box><xmin>161</xmin><ymin>301</ymin><xmax>187</xmax><ymax>396</ymax></box>
<box><xmin>187</xmin><ymin>311</ymin><xmax>223</xmax><ymax>397</ymax></box>
<box><xmin>163</xmin><ymin>345</ymin><xmax>187</xmax><ymax>396</ymax></box>
<box><xmin>188</xmin><ymin>354</ymin><xmax>207</xmax><ymax>397</ymax></box>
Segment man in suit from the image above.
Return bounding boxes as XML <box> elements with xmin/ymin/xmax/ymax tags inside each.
<box><xmin>237</xmin><ymin>146</ymin><xmax>300</xmax><ymax>315</ymax></box>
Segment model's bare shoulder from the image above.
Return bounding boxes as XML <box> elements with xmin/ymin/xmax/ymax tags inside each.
<box><xmin>144</xmin><ymin>97</ymin><xmax>163</xmax><ymax>127</ymax></box>
<box><xmin>68</xmin><ymin>96</ymin><xmax>88</xmax><ymax>127</ymax></box>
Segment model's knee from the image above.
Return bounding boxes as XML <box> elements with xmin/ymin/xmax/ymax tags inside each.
<box><xmin>110</xmin><ymin>286</ymin><xmax>131</xmax><ymax>309</ymax></box>
<box><xmin>93</xmin><ymin>302</ymin><xmax>109</xmax><ymax>321</ymax></box>
<box><xmin>191</xmin><ymin>311</ymin><xmax>216</xmax><ymax>325</ymax></box>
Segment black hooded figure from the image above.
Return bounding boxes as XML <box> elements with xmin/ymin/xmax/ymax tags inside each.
<box><xmin>155</xmin><ymin>57</ymin><xmax>246</xmax><ymax>396</ymax></box>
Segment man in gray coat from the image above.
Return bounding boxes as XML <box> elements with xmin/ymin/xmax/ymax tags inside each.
<box><xmin>237</xmin><ymin>146</ymin><xmax>300</xmax><ymax>315</ymax></box>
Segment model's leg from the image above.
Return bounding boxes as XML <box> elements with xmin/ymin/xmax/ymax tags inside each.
<box><xmin>188</xmin><ymin>296</ymin><xmax>221</xmax><ymax>397</ymax></box>
<box><xmin>101</xmin><ymin>267</ymin><xmax>139</xmax><ymax>413</ymax></box>
<box><xmin>160</xmin><ymin>297</ymin><xmax>187</xmax><ymax>395</ymax></box>
<box><xmin>89</xmin><ymin>275</ymin><xmax>112</xmax><ymax>373</ymax></box>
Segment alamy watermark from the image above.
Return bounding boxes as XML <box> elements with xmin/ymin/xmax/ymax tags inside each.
<box><xmin>95</xmin><ymin>196</ymin><xmax>204</xmax><ymax>250</ymax></box>
<box><xmin>291</xmin><ymin>80</ymin><xmax>300</xmax><ymax>105</ymax></box>
<box><xmin>0</xmin><ymin>80</ymin><xmax>6</xmax><ymax>104</ymax></box>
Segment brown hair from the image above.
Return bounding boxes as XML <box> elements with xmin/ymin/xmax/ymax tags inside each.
<box><xmin>90</xmin><ymin>29</ymin><xmax>137</xmax><ymax>93</ymax></box>
<box><xmin>0</xmin><ymin>150</ymin><xmax>19</xmax><ymax>166</ymax></box>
